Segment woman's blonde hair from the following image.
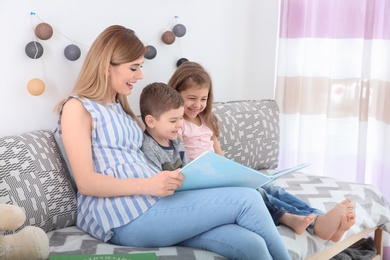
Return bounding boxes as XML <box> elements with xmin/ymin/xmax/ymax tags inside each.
<box><xmin>168</xmin><ymin>61</ymin><xmax>220</xmax><ymax>136</ymax></box>
<box><xmin>55</xmin><ymin>25</ymin><xmax>145</xmax><ymax>122</ymax></box>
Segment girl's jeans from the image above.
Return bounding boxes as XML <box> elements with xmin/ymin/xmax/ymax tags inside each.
<box><xmin>110</xmin><ymin>187</ymin><xmax>290</xmax><ymax>260</ymax></box>
<box><xmin>260</xmin><ymin>183</ymin><xmax>324</xmax><ymax>234</ymax></box>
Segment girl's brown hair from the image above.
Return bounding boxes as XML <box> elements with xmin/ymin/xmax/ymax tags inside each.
<box><xmin>55</xmin><ymin>25</ymin><xmax>145</xmax><ymax>124</ymax></box>
<box><xmin>168</xmin><ymin>61</ymin><xmax>220</xmax><ymax>136</ymax></box>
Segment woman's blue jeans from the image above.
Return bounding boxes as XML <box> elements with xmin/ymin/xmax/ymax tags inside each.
<box><xmin>110</xmin><ymin>187</ymin><xmax>290</xmax><ymax>260</ymax></box>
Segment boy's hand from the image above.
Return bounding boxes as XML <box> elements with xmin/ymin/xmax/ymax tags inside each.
<box><xmin>148</xmin><ymin>169</ymin><xmax>184</xmax><ymax>197</ymax></box>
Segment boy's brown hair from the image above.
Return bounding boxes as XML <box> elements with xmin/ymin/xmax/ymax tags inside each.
<box><xmin>140</xmin><ymin>82</ymin><xmax>184</xmax><ymax>126</ymax></box>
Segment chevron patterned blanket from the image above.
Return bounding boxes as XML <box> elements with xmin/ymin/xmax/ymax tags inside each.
<box><xmin>275</xmin><ymin>172</ymin><xmax>390</xmax><ymax>259</ymax></box>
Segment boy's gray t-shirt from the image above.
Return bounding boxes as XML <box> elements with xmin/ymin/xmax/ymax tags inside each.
<box><xmin>141</xmin><ymin>130</ymin><xmax>190</xmax><ymax>171</ymax></box>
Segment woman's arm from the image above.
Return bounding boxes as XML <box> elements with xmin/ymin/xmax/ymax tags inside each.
<box><xmin>211</xmin><ymin>134</ymin><xmax>224</xmax><ymax>156</ymax></box>
<box><xmin>61</xmin><ymin>98</ymin><xmax>183</xmax><ymax>198</ymax></box>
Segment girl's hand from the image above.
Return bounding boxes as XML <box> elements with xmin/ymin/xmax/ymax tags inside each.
<box><xmin>147</xmin><ymin>169</ymin><xmax>184</xmax><ymax>197</ymax></box>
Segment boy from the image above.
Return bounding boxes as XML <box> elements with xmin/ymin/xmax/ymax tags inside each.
<box><xmin>140</xmin><ymin>82</ymin><xmax>190</xmax><ymax>171</ymax></box>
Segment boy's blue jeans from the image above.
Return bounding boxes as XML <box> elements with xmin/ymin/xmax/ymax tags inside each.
<box><xmin>109</xmin><ymin>187</ymin><xmax>290</xmax><ymax>260</ymax></box>
<box><xmin>259</xmin><ymin>183</ymin><xmax>324</xmax><ymax>234</ymax></box>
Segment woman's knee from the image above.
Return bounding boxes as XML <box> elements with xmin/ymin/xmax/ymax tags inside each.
<box><xmin>181</xmin><ymin>224</ymin><xmax>273</xmax><ymax>260</ymax></box>
<box><xmin>234</xmin><ymin>234</ymin><xmax>271</xmax><ymax>260</ymax></box>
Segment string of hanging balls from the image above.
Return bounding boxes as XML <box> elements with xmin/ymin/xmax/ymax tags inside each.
<box><xmin>25</xmin><ymin>22</ymin><xmax>81</xmax><ymax>96</ymax></box>
<box><xmin>25</xmin><ymin>22</ymin><xmax>189</xmax><ymax>96</ymax></box>
<box><xmin>25</xmin><ymin>22</ymin><xmax>81</xmax><ymax>61</ymax></box>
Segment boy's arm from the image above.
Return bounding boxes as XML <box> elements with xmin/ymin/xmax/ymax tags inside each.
<box><xmin>141</xmin><ymin>136</ymin><xmax>163</xmax><ymax>171</ymax></box>
<box><xmin>212</xmin><ymin>134</ymin><xmax>224</xmax><ymax>156</ymax></box>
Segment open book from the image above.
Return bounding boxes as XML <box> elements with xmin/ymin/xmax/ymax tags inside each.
<box><xmin>177</xmin><ymin>151</ymin><xmax>309</xmax><ymax>191</ymax></box>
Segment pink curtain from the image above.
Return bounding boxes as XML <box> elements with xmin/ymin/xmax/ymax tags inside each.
<box><xmin>276</xmin><ymin>0</ymin><xmax>390</xmax><ymax>204</ymax></box>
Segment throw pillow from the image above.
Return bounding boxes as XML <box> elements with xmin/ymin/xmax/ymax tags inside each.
<box><xmin>0</xmin><ymin>130</ymin><xmax>77</xmax><ymax>234</ymax></box>
<box><xmin>213</xmin><ymin>100</ymin><xmax>280</xmax><ymax>170</ymax></box>
<box><xmin>0</xmin><ymin>169</ymin><xmax>77</xmax><ymax>234</ymax></box>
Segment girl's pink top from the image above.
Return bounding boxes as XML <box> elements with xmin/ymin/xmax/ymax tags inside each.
<box><xmin>180</xmin><ymin>116</ymin><xmax>215</xmax><ymax>161</ymax></box>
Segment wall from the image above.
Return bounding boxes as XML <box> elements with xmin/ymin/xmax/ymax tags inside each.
<box><xmin>0</xmin><ymin>0</ymin><xmax>280</xmax><ymax>136</ymax></box>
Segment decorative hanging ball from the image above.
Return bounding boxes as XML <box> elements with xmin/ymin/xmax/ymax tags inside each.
<box><xmin>35</xmin><ymin>23</ymin><xmax>53</xmax><ymax>40</ymax></box>
<box><xmin>177</xmin><ymin>58</ymin><xmax>189</xmax><ymax>67</ymax></box>
<box><xmin>172</xmin><ymin>24</ymin><xmax>187</xmax><ymax>37</ymax></box>
<box><xmin>144</xmin><ymin>45</ymin><xmax>157</xmax><ymax>60</ymax></box>
<box><xmin>27</xmin><ymin>78</ymin><xmax>45</xmax><ymax>96</ymax></box>
<box><xmin>64</xmin><ymin>44</ymin><xmax>81</xmax><ymax>61</ymax></box>
<box><xmin>25</xmin><ymin>41</ymin><xmax>44</xmax><ymax>59</ymax></box>
<box><xmin>161</xmin><ymin>31</ymin><xmax>176</xmax><ymax>45</ymax></box>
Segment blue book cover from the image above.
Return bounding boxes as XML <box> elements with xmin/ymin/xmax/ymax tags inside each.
<box><xmin>177</xmin><ymin>151</ymin><xmax>309</xmax><ymax>191</ymax></box>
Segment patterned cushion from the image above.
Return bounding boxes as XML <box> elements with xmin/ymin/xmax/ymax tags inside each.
<box><xmin>213</xmin><ymin>100</ymin><xmax>279</xmax><ymax>170</ymax></box>
<box><xmin>0</xmin><ymin>130</ymin><xmax>77</xmax><ymax>234</ymax></box>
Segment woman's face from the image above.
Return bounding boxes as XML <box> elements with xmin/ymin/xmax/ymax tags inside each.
<box><xmin>106</xmin><ymin>55</ymin><xmax>144</xmax><ymax>102</ymax></box>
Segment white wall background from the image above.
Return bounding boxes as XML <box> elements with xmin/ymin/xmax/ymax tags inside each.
<box><xmin>0</xmin><ymin>0</ymin><xmax>280</xmax><ymax>137</ymax></box>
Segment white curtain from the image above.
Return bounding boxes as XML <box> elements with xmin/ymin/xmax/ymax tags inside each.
<box><xmin>275</xmin><ymin>0</ymin><xmax>390</xmax><ymax>203</ymax></box>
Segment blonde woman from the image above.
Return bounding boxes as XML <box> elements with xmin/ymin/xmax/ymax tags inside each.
<box><xmin>55</xmin><ymin>25</ymin><xmax>290</xmax><ymax>260</ymax></box>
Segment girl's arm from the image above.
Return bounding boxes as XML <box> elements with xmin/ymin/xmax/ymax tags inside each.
<box><xmin>61</xmin><ymin>98</ymin><xmax>183</xmax><ymax>198</ymax></box>
<box><xmin>211</xmin><ymin>134</ymin><xmax>224</xmax><ymax>157</ymax></box>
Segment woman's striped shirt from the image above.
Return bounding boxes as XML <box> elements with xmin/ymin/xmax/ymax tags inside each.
<box><xmin>58</xmin><ymin>97</ymin><xmax>159</xmax><ymax>242</ymax></box>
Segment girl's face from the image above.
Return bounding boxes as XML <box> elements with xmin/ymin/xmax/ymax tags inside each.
<box><xmin>179</xmin><ymin>84</ymin><xmax>209</xmax><ymax>121</ymax></box>
<box><xmin>106</xmin><ymin>55</ymin><xmax>144</xmax><ymax>103</ymax></box>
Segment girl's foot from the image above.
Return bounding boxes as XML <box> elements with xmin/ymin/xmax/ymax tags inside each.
<box><xmin>280</xmin><ymin>213</ymin><xmax>316</xmax><ymax>235</ymax></box>
<box><xmin>313</xmin><ymin>199</ymin><xmax>355</xmax><ymax>240</ymax></box>
<box><xmin>329</xmin><ymin>212</ymin><xmax>356</xmax><ymax>242</ymax></box>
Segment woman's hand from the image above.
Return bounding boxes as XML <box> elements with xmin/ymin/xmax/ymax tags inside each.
<box><xmin>147</xmin><ymin>169</ymin><xmax>184</xmax><ymax>197</ymax></box>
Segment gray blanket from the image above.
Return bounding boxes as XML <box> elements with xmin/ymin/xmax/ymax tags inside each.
<box><xmin>331</xmin><ymin>237</ymin><xmax>376</xmax><ymax>260</ymax></box>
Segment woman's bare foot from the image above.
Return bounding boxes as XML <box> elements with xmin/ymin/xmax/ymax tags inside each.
<box><xmin>313</xmin><ymin>199</ymin><xmax>355</xmax><ymax>240</ymax></box>
<box><xmin>280</xmin><ymin>213</ymin><xmax>316</xmax><ymax>235</ymax></box>
<box><xmin>329</xmin><ymin>213</ymin><xmax>356</xmax><ymax>242</ymax></box>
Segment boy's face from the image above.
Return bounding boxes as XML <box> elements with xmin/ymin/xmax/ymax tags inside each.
<box><xmin>147</xmin><ymin>106</ymin><xmax>184</xmax><ymax>142</ymax></box>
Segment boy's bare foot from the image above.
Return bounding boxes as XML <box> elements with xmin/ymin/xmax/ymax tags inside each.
<box><xmin>280</xmin><ymin>213</ymin><xmax>316</xmax><ymax>235</ymax></box>
<box><xmin>313</xmin><ymin>199</ymin><xmax>355</xmax><ymax>240</ymax></box>
<box><xmin>329</xmin><ymin>213</ymin><xmax>356</xmax><ymax>242</ymax></box>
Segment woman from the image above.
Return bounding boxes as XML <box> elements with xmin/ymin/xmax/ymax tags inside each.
<box><xmin>55</xmin><ymin>25</ymin><xmax>290</xmax><ymax>260</ymax></box>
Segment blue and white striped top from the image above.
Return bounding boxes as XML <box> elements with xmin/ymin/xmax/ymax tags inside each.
<box><xmin>58</xmin><ymin>97</ymin><xmax>159</xmax><ymax>242</ymax></box>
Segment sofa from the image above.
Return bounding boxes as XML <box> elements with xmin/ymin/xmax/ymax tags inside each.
<box><xmin>0</xmin><ymin>99</ymin><xmax>389</xmax><ymax>260</ymax></box>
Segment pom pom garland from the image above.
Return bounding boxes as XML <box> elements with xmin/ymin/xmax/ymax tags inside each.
<box><xmin>24</xmin><ymin>15</ymin><xmax>189</xmax><ymax>98</ymax></box>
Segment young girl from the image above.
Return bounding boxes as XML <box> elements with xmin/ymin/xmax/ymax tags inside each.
<box><xmin>168</xmin><ymin>61</ymin><xmax>356</xmax><ymax>241</ymax></box>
